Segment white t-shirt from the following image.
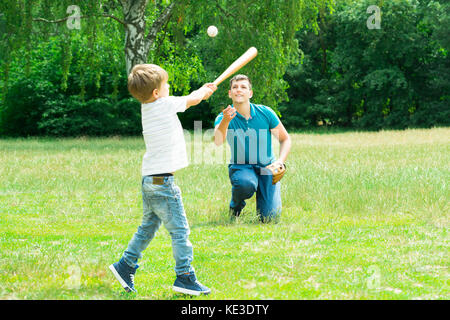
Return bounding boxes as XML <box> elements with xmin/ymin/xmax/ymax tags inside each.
<box><xmin>141</xmin><ymin>96</ymin><xmax>188</xmax><ymax>176</ymax></box>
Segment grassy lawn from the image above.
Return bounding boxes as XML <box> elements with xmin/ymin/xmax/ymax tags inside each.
<box><xmin>0</xmin><ymin>128</ymin><xmax>448</xmax><ymax>300</ymax></box>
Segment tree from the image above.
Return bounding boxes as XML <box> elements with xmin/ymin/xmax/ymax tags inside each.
<box><xmin>2</xmin><ymin>0</ymin><xmax>180</xmax><ymax>75</ymax></box>
<box><xmin>279</xmin><ymin>0</ymin><xmax>449</xmax><ymax>129</ymax></box>
<box><xmin>1</xmin><ymin>0</ymin><xmax>324</xmax><ymax>95</ymax></box>
<box><xmin>1</xmin><ymin>0</ymin><xmax>333</xmax><ymax>136</ymax></box>
<box><xmin>179</xmin><ymin>0</ymin><xmax>334</xmax><ymax>110</ymax></box>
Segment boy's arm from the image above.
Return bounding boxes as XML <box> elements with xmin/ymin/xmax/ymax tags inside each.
<box><xmin>186</xmin><ymin>83</ymin><xmax>216</xmax><ymax>109</ymax></box>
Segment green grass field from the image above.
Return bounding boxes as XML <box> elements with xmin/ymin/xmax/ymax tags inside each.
<box><xmin>0</xmin><ymin>128</ymin><xmax>448</xmax><ymax>300</ymax></box>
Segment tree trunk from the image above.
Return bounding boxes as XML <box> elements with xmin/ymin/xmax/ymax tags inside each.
<box><xmin>121</xmin><ymin>0</ymin><xmax>149</xmax><ymax>75</ymax></box>
<box><xmin>120</xmin><ymin>0</ymin><xmax>177</xmax><ymax>75</ymax></box>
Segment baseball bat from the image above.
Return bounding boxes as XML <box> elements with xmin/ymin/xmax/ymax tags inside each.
<box><xmin>213</xmin><ymin>47</ymin><xmax>258</xmax><ymax>86</ymax></box>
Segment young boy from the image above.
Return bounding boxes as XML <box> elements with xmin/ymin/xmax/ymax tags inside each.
<box><xmin>109</xmin><ymin>64</ymin><xmax>216</xmax><ymax>295</ymax></box>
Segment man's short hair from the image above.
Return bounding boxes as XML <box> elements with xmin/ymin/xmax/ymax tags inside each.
<box><xmin>230</xmin><ymin>74</ymin><xmax>252</xmax><ymax>90</ymax></box>
<box><xmin>128</xmin><ymin>64</ymin><xmax>168</xmax><ymax>103</ymax></box>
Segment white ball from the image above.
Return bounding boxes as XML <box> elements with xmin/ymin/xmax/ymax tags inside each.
<box><xmin>207</xmin><ymin>25</ymin><xmax>218</xmax><ymax>37</ymax></box>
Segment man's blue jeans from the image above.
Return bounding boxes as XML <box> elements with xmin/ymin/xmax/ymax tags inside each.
<box><xmin>228</xmin><ymin>164</ymin><xmax>282</xmax><ymax>221</ymax></box>
<box><xmin>122</xmin><ymin>176</ymin><xmax>194</xmax><ymax>275</ymax></box>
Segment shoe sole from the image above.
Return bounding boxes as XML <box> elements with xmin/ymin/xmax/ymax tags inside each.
<box><xmin>108</xmin><ymin>264</ymin><xmax>135</xmax><ymax>293</ymax></box>
<box><xmin>173</xmin><ymin>285</ymin><xmax>211</xmax><ymax>296</ymax></box>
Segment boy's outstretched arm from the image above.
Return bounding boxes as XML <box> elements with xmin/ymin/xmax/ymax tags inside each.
<box><xmin>186</xmin><ymin>83</ymin><xmax>217</xmax><ymax>109</ymax></box>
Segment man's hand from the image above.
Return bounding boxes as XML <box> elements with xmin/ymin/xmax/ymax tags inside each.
<box><xmin>265</xmin><ymin>160</ymin><xmax>286</xmax><ymax>185</ymax></box>
<box><xmin>272</xmin><ymin>159</ymin><xmax>285</xmax><ymax>168</ymax></box>
<box><xmin>222</xmin><ymin>105</ymin><xmax>237</xmax><ymax>122</ymax></box>
<box><xmin>213</xmin><ymin>105</ymin><xmax>236</xmax><ymax>146</ymax></box>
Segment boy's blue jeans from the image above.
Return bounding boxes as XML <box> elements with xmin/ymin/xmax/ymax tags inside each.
<box><xmin>122</xmin><ymin>176</ymin><xmax>194</xmax><ymax>275</ymax></box>
<box><xmin>228</xmin><ymin>164</ymin><xmax>282</xmax><ymax>221</ymax></box>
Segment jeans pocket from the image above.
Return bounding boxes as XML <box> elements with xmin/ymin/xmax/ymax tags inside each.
<box><xmin>148</xmin><ymin>196</ymin><xmax>173</xmax><ymax>224</ymax></box>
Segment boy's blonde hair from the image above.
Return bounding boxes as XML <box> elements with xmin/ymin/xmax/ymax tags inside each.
<box><xmin>128</xmin><ymin>64</ymin><xmax>168</xmax><ymax>103</ymax></box>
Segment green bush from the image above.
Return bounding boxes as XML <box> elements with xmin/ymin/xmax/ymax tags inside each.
<box><xmin>1</xmin><ymin>78</ymin><xmax>57</xmax><ymax>136</ymax></box>
<box><xmin>38</xmin><ymin>97</ymin><xmax>110</xmax><ymax>136</ymax></box>
<box><xmin>37</xmin><ymin>97</ymin><xmax>142</xmax><ymax>137</ymax></box>
<box><xmin>410</xmin><ymin>100</ymin><xmax>450</xmax><ymax>128</ymax></box>
<box><xmin>109</xmin><ymin>98</ymin><xmax>141</xmax><ymax>136</ymax></box>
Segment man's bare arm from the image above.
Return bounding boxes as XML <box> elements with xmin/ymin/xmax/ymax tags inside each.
<box><xmin>270</xmin><ymin>122</ymin><xmax>291</xmax><ymax>163</ymax></box>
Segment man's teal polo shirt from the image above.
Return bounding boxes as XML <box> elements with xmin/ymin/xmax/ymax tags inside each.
<box><xmin>214</xmin><ymin>103</ymin><xmax>280</xmax><ymax>167</ymax></box>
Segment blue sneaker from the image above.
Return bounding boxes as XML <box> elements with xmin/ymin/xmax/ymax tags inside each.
<box><xmin>173</xmin><ymin>272</ymin><xmax>211</xmax><ymax>296</ymax></box>
<box><xmin>109</xmin><ymin>258</ymin><xmax>138</xmax><ymax>293</ymax></box>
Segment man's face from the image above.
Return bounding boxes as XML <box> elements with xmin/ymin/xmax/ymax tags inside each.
<box><xmin>228</xmin><ymin>80</ymin><xmax>253</xmax><ymax>104</ymax></box>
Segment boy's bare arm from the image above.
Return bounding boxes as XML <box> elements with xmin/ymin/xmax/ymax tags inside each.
<box><xmin>186</xmin><ymin>83</ymin><xmax>217</xmax><ymax>109</ymax></box>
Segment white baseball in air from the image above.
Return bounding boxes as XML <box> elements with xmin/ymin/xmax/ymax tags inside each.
<box><xmin>207</xmin><ymin>25</ymin><xmax>218</xmax><ymax>37</ymax></box>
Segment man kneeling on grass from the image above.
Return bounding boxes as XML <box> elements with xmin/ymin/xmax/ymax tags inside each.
<box><xmin>214</xmin><ymin>74</ymin><xmax>291</xmax><ymax>222</ymax></box>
